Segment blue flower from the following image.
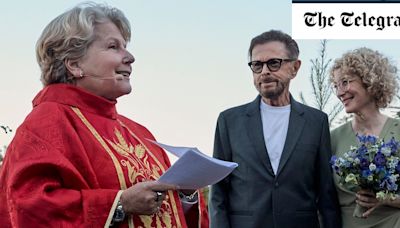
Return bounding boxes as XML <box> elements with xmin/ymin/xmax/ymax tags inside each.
<box><xmin>359</xmin><ymin>157</ymin><xmax>370</xmax><ymax>170</ymax></box>
<box><xmin>389</xmin><ymin>183</ymin><xmax>398</xmax><ymax>191</ymax></box>
<box><xmin>396</xmin><ymin>163</ymin><xmax>400</xmax><ymax>173</ymax></box>
<box><xmin>362</xmin><ymin>169</ymin><xmax>372</xmax><ymax>178</ymax></box>
<box><xmin>357</xmin><ymin>145</ymin><xmax>368</xmax><ymax>156</ymax></box>
<box><xmin>330</xmin><ymin>155</ymin><xmax>337</xmax><ymax>165</ymax></box>
<box><xmin>387</xmin><ymin>137</ymin><xmax>400</xmax><ymax>154</ymax></box>
<box><xmin>374</xmin><ymin>153</ymin><xmax>387</xmax><ymax>167</ymax></box>
<box><xmin>357</xmin><ymin>134</ymin><xmax>377</xmax><ymax>144</ymax></box>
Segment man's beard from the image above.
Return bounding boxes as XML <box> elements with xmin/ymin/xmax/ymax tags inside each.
<box><xmin>260</xmin><ymin>81</ymin><xmax>286</xmax><ymax>99</ymax></box>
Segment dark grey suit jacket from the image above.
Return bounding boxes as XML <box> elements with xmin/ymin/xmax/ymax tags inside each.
<box><xmin>210</xmin><ymin>96</ymin><xmax>341</xmax><ymax>228</ymax></box>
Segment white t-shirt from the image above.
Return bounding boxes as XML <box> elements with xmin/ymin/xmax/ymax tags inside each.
<box><xmin>260</xmin><ymin>100</ymin><xmax>291</xmax><ymax>174</ymax></box>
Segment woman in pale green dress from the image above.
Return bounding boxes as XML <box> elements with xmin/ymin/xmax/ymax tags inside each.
<box><xmin>330</xmin><ymin>48</ymin><xmax>400</xmax><ymax>228</ymax></box>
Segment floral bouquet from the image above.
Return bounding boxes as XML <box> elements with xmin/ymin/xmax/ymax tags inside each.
<box><xmin>330</xmin><ymin>135</ymin><xmax>400</xmax><ymax>218</ymax></box>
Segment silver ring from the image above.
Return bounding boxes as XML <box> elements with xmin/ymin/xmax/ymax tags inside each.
<box><xmin>155</xmin><ymin>191</ymin><xmax>163</xmax><ymax>202</ymax></box>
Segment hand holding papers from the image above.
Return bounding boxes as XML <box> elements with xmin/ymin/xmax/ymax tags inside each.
<box><xmin>149</xmin><ymin>140</ymin><xmax>238</xmax><ymax>189</ymax></box>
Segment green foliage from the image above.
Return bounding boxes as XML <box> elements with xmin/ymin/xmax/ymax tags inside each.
<box><xmin>1</xmin><ymin>125</ymin><xmax>12</xmax><ymax>134</ymax></box>
<box><xmin>299</xmin><ymin>40</ymin><xmax>344</xmax><ymax>127</ymax></box>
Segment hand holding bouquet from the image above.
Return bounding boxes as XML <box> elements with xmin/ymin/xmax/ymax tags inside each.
<box><xmin>330</xmin><ymin>135</ymin><xmax>400</xmax><ymax>217</ymax></box>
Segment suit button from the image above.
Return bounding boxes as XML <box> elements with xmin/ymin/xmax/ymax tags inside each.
<box><xmin>275</xmin><ymin>182</ymin><xmax>279</xmax><ymax>187</ymax></box>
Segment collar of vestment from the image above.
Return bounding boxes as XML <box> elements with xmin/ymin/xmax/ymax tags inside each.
<box><xmin>32</xmin><ymin>84</ymin><xmax>118</xmax><ymax>119</ymax></box>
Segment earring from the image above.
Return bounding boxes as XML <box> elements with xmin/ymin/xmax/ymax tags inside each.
<box><xmin>79</xmin><ymin>69</ymin><xmax>84</xmax><ymax>78</ymax></box>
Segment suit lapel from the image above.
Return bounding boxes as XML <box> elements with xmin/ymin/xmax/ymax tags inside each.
<box><xmin>246</xmin><ymin>96</ymin><xmax>275</xmax><ymax>176</ymax></box>
<box><xmin>276</xmin><ymin>98</ymin><xmax>305</xmax><ymax>176</ymax></box>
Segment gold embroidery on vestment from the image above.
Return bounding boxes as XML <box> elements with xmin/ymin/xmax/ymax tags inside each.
<box><xmin>72</xmin><ymin>110</ymin><xmax>183</xmax><ymax>228</ymax></box>
<box><xmin>117</xmin><ymin>120</ymin><xmax>184</xmax><ymax>228</ymax></box>
<box><xmin>71</xmin><ymin>107</ymin><xmax>133</xmax><ymax>228</ymax></box>
<box><xmin>106</xmin><ymin>128</ymin><xmax>160</xmax><ymax>182</ymax></box>
<box><xmin>71</xmin><ymin>107</ymin><xmax>127</xmax><ymax>189</ymax></box>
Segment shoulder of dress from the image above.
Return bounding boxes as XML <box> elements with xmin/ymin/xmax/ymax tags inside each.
<box><xmin>24</xmin><ymin>102</ymin><xmax>66</xmax><ymax>126</ymax></box>
<box><xmin>388</xmin><ymin>117</ymin><xmax>400</xmax><ymax>126</ymax></box>
<box><xmin>330</xmin><ymin>122</ymin><xmax>352</xmax><ymax>142</ymax></box>
<box><xmin>384</xmin><ymin>117</ymin><xmax>400</xmax><ymax>139</ymax></box>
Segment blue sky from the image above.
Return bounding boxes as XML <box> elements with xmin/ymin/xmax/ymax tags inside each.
<box><xmin>1</xmin><ymin>0</ymin><xmax>399</xmax><ymax>158</ymax></box>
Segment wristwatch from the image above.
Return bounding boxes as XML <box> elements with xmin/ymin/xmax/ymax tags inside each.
<box><xmin>111</xmin><ymin>200</ymin><xmax>125</xmax><ymax>225</ymax></box>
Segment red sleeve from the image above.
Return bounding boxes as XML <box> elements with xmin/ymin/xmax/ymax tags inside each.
<box><xmin>0</xmin><ymin>127</ymin><xmax>118</xmax><ymax>227</ymax></box>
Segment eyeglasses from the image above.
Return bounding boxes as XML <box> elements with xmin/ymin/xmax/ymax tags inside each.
<box><xmin>248</xmin><ymin>58</ymin><xmax>296</xmax><ymax>73</ymax></box>
<box><xmin>331</xmin><ymin>79</ymin><xmax>355</xmax><ymax>94</ymax></box>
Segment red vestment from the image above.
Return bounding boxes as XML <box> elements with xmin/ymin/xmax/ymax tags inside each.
<box><xmin>0</xmin><ymin>84</ymin><xmax>209</xmax><ymax>228</ymax></box>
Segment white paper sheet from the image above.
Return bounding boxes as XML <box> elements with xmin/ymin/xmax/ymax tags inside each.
<box><xmin>148</xmin><ymin>140</ymin><xmax>238</xmax><ymax>189</ymax></box>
